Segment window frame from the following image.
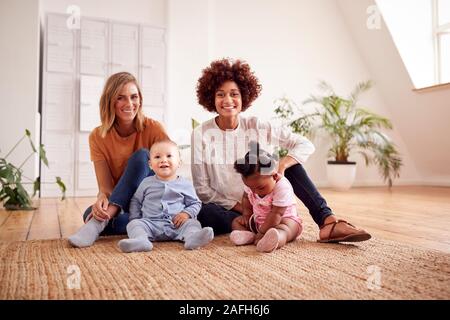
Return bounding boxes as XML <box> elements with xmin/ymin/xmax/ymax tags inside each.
<box><xmin>432</xmin><ymin>0</ymin><xmax>450</xmax><ymax>84</ymax></box>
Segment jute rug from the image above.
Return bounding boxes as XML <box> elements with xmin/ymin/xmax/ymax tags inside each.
<box><xmin>0</xmin><ymin>223</ymin><xmax>449</xmax><ymax>300</ymax></box>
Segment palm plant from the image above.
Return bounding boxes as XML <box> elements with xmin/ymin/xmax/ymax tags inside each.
<box><xmin>274</xmin><ymin>80</ymin><xmax>402</xmax><ymax>187</ymax></box>
<box><xmin>0</xmin><ymin>129</ymin><xmax>66</xmax><ymax>210</ymax></box>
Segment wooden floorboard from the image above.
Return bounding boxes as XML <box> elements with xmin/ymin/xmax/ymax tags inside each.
<box><xmin>27</xmin><ymin>198</ymin><xmax>61</xmax><ymax>240</ymax></box>
<box><xmin>56</xmin><ymin>198</ymin><xmax>84</xmax><ymax>239</ymax></box>
<box><xmin>0</xmin><ymin>210</ymin><xmax>11</xmax><ymax>228</ymax></box>
<box><xmin>0</xmin><ymin>210</ymin><xmax>34</xmax><ymax>242</ymax></box>
<box><xmin>317</xmin><ymin>187</ymin><xmax>450</xmax><ymax>253</ymax></box>
<box><xmin>73</xmin><ymin>197</ymin><xmax>94</xmax><ymax>217</ymax></box>
<box><xmin>0</xmin><ymin>186</ymin><xmax>449</xmax><ymax>253</ymax></box>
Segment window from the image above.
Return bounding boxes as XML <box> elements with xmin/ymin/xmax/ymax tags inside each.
<box><xmin>433</xmin><ymin>0</ymin><xmax>450</xmax><ymax>83</ymax></box>
<box><xmin>376</xmin><ymin>0</ymin><xmax>450</xmax><ymax>88</ymax></box>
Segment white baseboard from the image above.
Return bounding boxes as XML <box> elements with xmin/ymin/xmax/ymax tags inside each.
<box><xmin>314</xmin><ymin>178</ymin><xmax>450</xmax><ymax>188</ymax></box>
<box><xmin>36</xmin><ymin>178</ymin><xmax>450</xmax><ymax>199</ymax></box>
<box><xmin>419</xmin><ymin>178</ymin><xmax>450</xmax><ymax>187</ymax></box>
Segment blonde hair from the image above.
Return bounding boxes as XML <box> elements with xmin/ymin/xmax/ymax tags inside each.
<box><xmin>98</xmin><ymin>72</ymin><xmax>145</xmax><ymax>138</ymax></box>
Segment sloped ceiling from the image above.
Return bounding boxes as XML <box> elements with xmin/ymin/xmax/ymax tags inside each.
<box><xmin>337</xmin><ymin>0</ymin><xmax>450</xmax><ymax>184</ymax></box>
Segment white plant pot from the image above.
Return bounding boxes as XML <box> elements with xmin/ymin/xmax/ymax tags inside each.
<box><xmin>326</xmin><ymin>161</ymin><xmax>357</xmax><ymax>191</ymax></box>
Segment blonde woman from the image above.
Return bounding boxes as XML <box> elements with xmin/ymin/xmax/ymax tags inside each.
<box><xmin>69</xmin><ymin>72</ymin><xmax>168</xmax><ymax>247</ymax></box>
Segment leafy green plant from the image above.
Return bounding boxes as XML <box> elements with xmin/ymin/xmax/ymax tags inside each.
<box><xmin>274</xmin><ymin>80</ymin><xmax>402</xmax><ymax>187</ymax></box>
<box><xmin>0</xmin><ymin>129</ymin><xmax>66</xmax><ymax>210</ymax></box>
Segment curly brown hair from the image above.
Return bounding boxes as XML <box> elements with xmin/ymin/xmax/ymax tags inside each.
<box><xmin>196</xmin><ymin>58</ymin><xmax>262</xmax><ymax>113</ymax></box>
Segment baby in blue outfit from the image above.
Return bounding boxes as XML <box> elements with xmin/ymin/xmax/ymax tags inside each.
<box><xmin>117</xmin><ymin>140</ymin><xmax>213</xmax><ymax>252</ymax></box>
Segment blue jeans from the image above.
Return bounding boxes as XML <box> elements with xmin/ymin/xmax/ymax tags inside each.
<box><xmin>83</xmin><ymin>148</ymin><xmax>154</xmax><ymax>235</ymax></box>
<box><xmin>197</xmin><ymin>164</ymin><xmax>333</xmax><ymax>235</ymax></box>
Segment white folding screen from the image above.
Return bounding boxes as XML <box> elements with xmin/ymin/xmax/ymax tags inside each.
<box><xmin>141</xmin><ymin>26</ymin><xmax>166</xmax><ymax>123</ymax></box>
<box><xmin>41</xmin><ymin>13</ymin><xmax>166</xmax><ymax>197</ymax></box>
<box><xmin>46</xmin><ymin>15</ymin><xmax>76</xmax><ymax>73</ymax></box>
<box><xmin>80</xmin><ymin>19</ymin><xmax>108</xmax><ymax>76</ymax></box>
<box><xmin>111</xmin><ymin>23</ymin><xmax>139</xmax><ymax>76</ymax></box>
<box><xmin>41</xmin><ymin>14</ymin><xmax>76</xmax><ymax>197</ymax></box>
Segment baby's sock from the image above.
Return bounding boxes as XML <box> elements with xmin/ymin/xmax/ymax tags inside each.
<box><xmin>68</xmin><ymin>219</ymin><xmax>107</xmax><ymax>248</ymax></box>
<box><xmin>256</xmin><ymin>228</ymin><xmax>280</xmax><ymax>253</ymax></box>
<box><xmin>118</xmin><ymin>238</ymin><xmax>153</xmax><ymax>253</ymax></box>
<box><xmin>230</xmin><ymin>230</ymin><xmax>255</xmax><ymax>246</ymax></box>
<box><xmin>118</xmin><ymin>219</ymin><xmax>153</xmax><ymax>253</ymax></box>
<box><xmin>184</xmin><ymin>227</ymin><xmax>214</xmax><ymax>250</ymax></box>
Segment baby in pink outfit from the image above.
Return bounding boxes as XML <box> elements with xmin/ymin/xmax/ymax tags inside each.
<box><xmin>230</xmin><ymin>142</ymin><xmax>303</xmax><ymax>253</ymax></box>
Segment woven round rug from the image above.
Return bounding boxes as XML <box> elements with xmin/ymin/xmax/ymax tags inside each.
<box><xmin>0</xmin><ymin>223</ymin><xmax>449</xmax><ymax>299</ymax></box>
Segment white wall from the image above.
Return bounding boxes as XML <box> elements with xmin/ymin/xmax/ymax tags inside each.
<box><xmin>166</xmin><ymin>0</ymin><xmax>213</xmax><ymax>174</ymax></box>
<box><xmin>0</xmin><ymin>0</ymin><xmax>167</xmax><ymax>198</ymax></box>
<box><xmin>167</xmin><ymin>0</ymin><xmax>421</xmax><ymax>186</ymax></box>
<box><xmin>39</xmin><ymin>0</ymin><xmax>166</xmax><ymax>26</ymax></box>
<box><xmin>2</xmin><ymin>0</ymin><xmax>447</xmax><ymax>190</ymax></box>
<box><xmin>0</xmin><ymin>0</ymin><xmax>41</xmax><ymax>190</ymax></box>
<box><xmin>166</xmin><ymin>0</ymin><xmax>211</xmax><ymax>143</ymax></box>
<box><xmin>338</xmin><ymin>0</ymin><xmax>450</xmax><ymax>186</ymax></box>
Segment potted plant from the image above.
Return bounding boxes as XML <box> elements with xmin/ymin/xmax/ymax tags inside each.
<box><xmin>274</xmin><ymin>80</ymin><xmax>402</xmax><ymax>189</ymax></box>
<box><xmin>0</xmin><ymin>129</ymin><xmax>66</xmax><ymax>210</ymax></box>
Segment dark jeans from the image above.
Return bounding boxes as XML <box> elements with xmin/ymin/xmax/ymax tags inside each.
<box><xmin>197</xmin><ymin>164</ymin><xmax>333</xmax><ymax>235</ymax></box>
<box><xmin>197</xmin><ymin>203</ymin><xmax>241</xmax><ymax>236</ymax></box>
<box><xmin>83</xmin><ymin>148</ymin><xmax>154</xmax><ymax>235</ymax></box>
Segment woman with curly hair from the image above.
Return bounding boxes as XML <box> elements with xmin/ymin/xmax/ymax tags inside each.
<box><xmin>192</xmin><ymin>58</ymin><xmax>371</xmax><ymax>243</ymax></box>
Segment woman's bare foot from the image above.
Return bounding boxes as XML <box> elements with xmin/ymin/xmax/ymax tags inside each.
<box><xmin>318</xmin><ymin>216</ymin><xmax>371</xmax><ymax>243</ymax></box>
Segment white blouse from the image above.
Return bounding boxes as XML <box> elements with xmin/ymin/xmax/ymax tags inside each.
<box><xmin>191</xmin><ymin>116</ymin><xmax>315</xmax><ymax>210</ymax></box>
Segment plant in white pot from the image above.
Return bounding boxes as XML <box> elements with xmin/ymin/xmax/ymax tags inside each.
<box><xmin>274</xmin><ymin>80</ymin><xmax>402</xmax><ymax>189</ymax></box>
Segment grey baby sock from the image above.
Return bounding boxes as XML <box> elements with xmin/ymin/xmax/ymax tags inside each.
<box><xmin>68</xmin><ymin>218</ymin><xmax>107</xmax><ymax>248</ymax></box>
<box><xmin>118</xmin><ymin>238</ymin><xmax>153</xmax><ymax>253</ymax></box>
<box><xmin>118</xmin><ymin>220</ymin><xmax>153</xmax><ymax>253</ymax></box>
<box><xmin>184</xmin><ymin>227</ymin><xmax>214</xmax><ymax>250</ymax></box>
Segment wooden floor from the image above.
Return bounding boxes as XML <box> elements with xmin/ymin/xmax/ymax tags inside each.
<box><xmin>0</xmin><ymin>186</ymin><xmax>449</xmax><ymax>253</ymax></box>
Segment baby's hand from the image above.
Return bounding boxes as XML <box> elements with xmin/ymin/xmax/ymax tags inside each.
<box><xmin>173</xmin><ymin>212</ymin><xmax>190</xmax><ymax>228</ymax></box>
<box><xmin>236</xmin><ymin>215</ymin><xmax>249</xmax><ymax>228</ymax></box>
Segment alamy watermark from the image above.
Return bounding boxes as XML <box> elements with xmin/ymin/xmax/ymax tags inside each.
<box><xmin>66</xmin><ymin>264</ymin><xmax>81</xmax><ymax>289</ymax></box>
<box><xmin>191</xmin><ymin>127</ymin><xmax>282</xmax><ymax>174</ymax></box>
<box><xmin>366</xmin><ymin>5</ymin><xmax>381</xmax><ymax>30</ymax></box>
<box><xmin>66</xmin><ymin>5</ymin><xmax>81</xmax><ymax>30</ymax></box>
<box><xmin>366</xmin><ymin>265</ymin><xmax>382</xmax><ymax>290</ymax></box>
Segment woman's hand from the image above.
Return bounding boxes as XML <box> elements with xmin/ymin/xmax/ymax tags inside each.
<box><xmin>91</xmin><ymin>194</ymin><xmax>111</xmax><ymax>222</ymax></box>
<box><xmin>234</xmin><ymin>215</ymin><xmax>249</xmax><ymax>228</ymax></box>
<box><xmin>277</xmin><ymin>163</ymin><xmax>286</xmax><ymax>176</ymax></box>
<box><xmin>90</xmin><ymin>161</ymin><xmax>115</xmax><ymax>222</ymax></box>
<box><xmin>277</xmin><ymin>155</ymin><xmax>298</xmax><ymax>176</ymax></box>
<box><xmin>173</xmin><ymin>212</ymin><xmax>190</xmax><ymax>228</ymax></box>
